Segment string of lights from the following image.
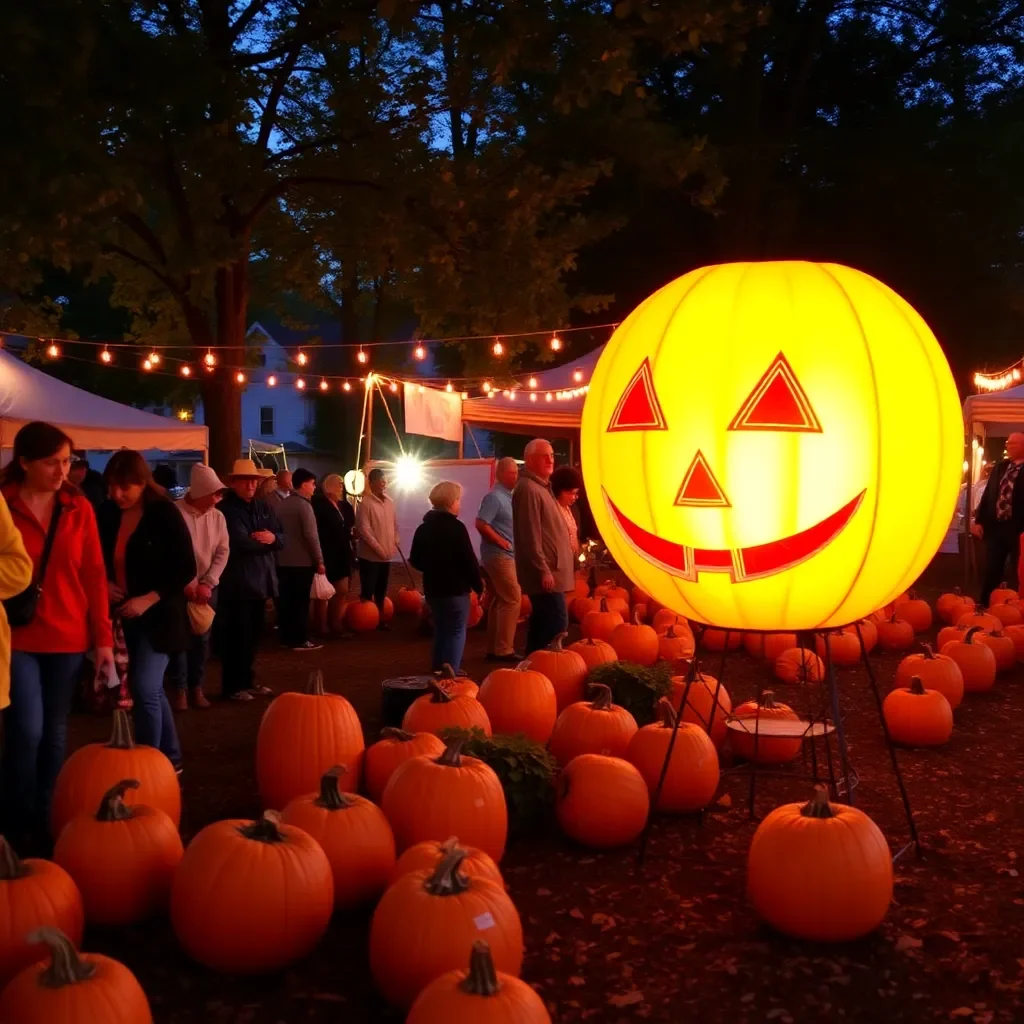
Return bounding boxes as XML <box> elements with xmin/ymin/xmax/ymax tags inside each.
<box><xmin>973</xmin><ymin>361</ymin><xmax>1023</xmax><ymax>392</ymax></box>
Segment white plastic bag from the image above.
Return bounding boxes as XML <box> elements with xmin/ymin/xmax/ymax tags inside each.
<box><xmin>311</xmin><ymin>574</ymin><xmax>336</xmax><ymax>600</ymax></box>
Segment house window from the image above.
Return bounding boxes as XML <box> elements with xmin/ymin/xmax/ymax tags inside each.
<box><xmin>259</xmin><ymin>406</ymin><xmax>274</xmax><ymax>436</ymax></box>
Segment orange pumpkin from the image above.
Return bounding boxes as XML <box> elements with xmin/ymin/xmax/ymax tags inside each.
<box><xmin>603</xmin><ymin>596</ymin><xmax>629</xmax><ymax>619</ymax></box>
<box><xmin>877</xmin><ymin>614</ymin><xmax>915</xmax><ymax>651</ymax></box>
<box><xmin>852</xmin><ymin>618</ymin><xmax>879</xmax><ymax>652</ymax></box>
<box><xmin>408</xmin><ymin>940</ymin><xmax>551</xmax><ymax>1024</ymax></box>
<box><xmin>657</xmin><ymin>623</ymin><xmax>696</xmax><ymax>665</ymax></box>
<box><xmin>815</xmin><ymin>630</ymin><xmax>862</xmax><ymax>667</ymax></box>
<box><xmin>555</xmin><ymin>753</ymin><xmax>649</xmax><ymax>848</ymax></box>
<box><xmin>468</xmin><ymin>602</ymin><xmax>485</xmax><ymax>628</ymax></box>
<box><xmin>729</xmin><ymin>691</ymin><xmax>802</xmax><ymax>764</ymax></box>
<box><xmin>281</xmin><ymin>766</ymin><xmax>396</xmax><ymax>909</ymax></box>
<box><xmin>774</xmin><ymin>647</ymin><xmax>825</xmax><ymax>684</ymax></box>
<box><xmin>743</xmin><ymin>632</ymin><xmax>798</xmax><ymax>661</ymax></box>
<box><xmin>894</xmin><ymin>645</ymin><xmax>964</xmax><ymax>708</ymax></box>
<box><xmin>0</xmin><ymin>928</ymin><xmax>151</xmax><ymax>1023</ymax></box>
<box><xmin>395</xmin><ymin>586</ymin><xmax>424</xmax><ymax>615</ymax></box>
<box><xmin>977</xmin><ymin>628</ymin><xmax>1016</xmax><ymax>671</ymax></box>
<box><xmin>747</xmin><ymin>787</ymin><xmax>892</xmax><ymax>941</ymax></box>
<box><xmin>700</xmin><ymin>627</ymin><xmax>743</xmax><ymax>652</ymax></box>
<box><xmin>936</xmin><ymin>623</ymin><xmax>968</xmax><ymax>650</ymax></box>
<box><xmin>626</xmin><ymin>700</ymin><xmax>720</xmax><ymax>812</ymax></box>
<box><xmin>347</xmin><ymin>598</ymin><xmax>382</xmax><ymax>632</ymax></box>
<box><xmin>571</xmin><ymin>595</ymin><xmax>597</xmax><ymax>623</ymax></box>
<box><xmin>609</xmin><ymin>612</ymin><xmax>659</xmax><ymax>666</ymax></box>
<box><xmin>581</xmin><ymin>599</ymin><xmax>624</xmax><ymax>642</ymax></box>
<box><xmin>937</xmin><ymin>586</ymin><xmax>976</xmax><ymax>623</ymax></box>
<box><xmin>651</xmin><ymin>607</ymin><xmax>688</xmax><ymax>634</ymax></box>
<box><xmin>883</xmin><ymin>678</ymin><xmax>953</xmax><ymax>747</ymax></box>
<box><xmin>255</xmin><ymin>670</ymin><xmax>365</xmax><ymax>810</ymax></box>
<box><xmin>940</xmin><ymin>627</ymin><xmax>997</xmax><ymax>693</ymax></box>
<box><xmin>990</xmin><ymin>582</ymin><xmax>1019</xmax><ymax>605</ymax></box>
<box><xmin>989</xmin><ymin>601</ymin><xmax>1023</xmax><ymax>627</ymax></box>
<box><xmin>382</xmin><ymin>738</ymin><xmax>508</xmax><ymax>860</ymax></box>
<box><xmin>403</xmin><ymin>681</ymin><xmax>493</xmax><ymax>738</ymax></box>
<box><xmin>171</xmin><ymin>812</ymin><xmax>334</xmax><ymax>973</ymax></box>
<box><xmin>364</xmin><ymin>728</ymin><xmax>446</xmax><ymax>803</ymax></box>
<box><xmin>1003</xmin><ymin>623</ymin><xmax>1024</xmax><ymax>661</ymax></box>
<box><xmin>632</xmin><ymin>585</ymin><xmax>653</xmax><ymax>607</ymax></box>
<box><xmin>670</xmin><ymin>671</ymin><xmax>732</xmax><ymax>749</ymax></box>
<box><xmin>892</xmin><ymin>590</ymin><xmax>933</xmax><ymax>632</ymax></box>
<box><xmin>392</xmin><ymin>836</ymin><xmax>504</xmax><ymax>887</ymax></box>
<box><xmin>632</xmin><ymin>602</ymin><xmax>649</xmax><ymax>623</ymax></box>
<box><xmin>478</xmin><ymin>662</ymin><xmax>557</xmax><ymax>744</ymax></box>
<box><xmin>568</xmin><ymin>637</ymin><xmax>618</xmax><ymax>673</ymax></box>
<box><xmin>53</xmin><ymin>779</ymin><xmax>183</xmax><ymax>927</ymax></box>
<box><xmin>548</xmin><ymin>684</ymin><xmax>638</xmax><ymax>766</ymax></box>
<box><xmin>518</xmin><ymin>594</ymin><xmax>532</xmax><ymax>622</ymax></box>
<box><xmin>51</xmin><ymin>709</ymin><xmax>180</xmax><ymax>839</ymax></box>
<box><xmin>573</xmin><ymin>578</ymin><xmax>591</xmax><ymax>601</ymax></box>
<box><xmin>369</xmin><ymin>847</ymin><xmax>523</xmax><ymax>1009</ymax></box>
<box><xmin>523</xmin><ymin>633</ymin><xmax>588</xmax><ymax>711</ymax></box>
<box><xmin>956</xmin><ymin>609</ymin><xmax>1002</xmax><ymax>633</ymax></box>
<box><xmin>434</xmin><ymin>664</ymin><xmax>479</xmax><ymax>699</ymax></box>
<box><xmin>0</xmin><ymin>838</ymin><xmax>83</xmax><ymax>985</ymax></box>
<box><xmin>594</xmin><ymin>581</ymin><xmax>629</xmax><ymax>604</ymax></box>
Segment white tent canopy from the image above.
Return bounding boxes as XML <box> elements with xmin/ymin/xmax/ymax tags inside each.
<box><xmin>963</xmin><ymin>384</ymin><xmax>1024</xmax><ymax>438</ymax></box>
<box><xmin>0</xmin><ymin>350</ymin><xmax>208</xmax><ymax>453</ymax></box>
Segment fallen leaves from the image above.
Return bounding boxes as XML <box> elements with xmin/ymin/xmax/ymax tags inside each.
<box><xmin>607</xmin><ymin>990</ymin><xmax>644</xmax><ymax>1007</ymax></box>
<box><xmin>895</xmin><ymin>935</ymin><xmax>923</xmax><ymax>953</ymax></box>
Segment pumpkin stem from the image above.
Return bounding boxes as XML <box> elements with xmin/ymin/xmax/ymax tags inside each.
<box><xmin>423</xmin><ymin>846</ymin><xmax>471</xmax><ymax>896</ymax></box>
<box><xmin>760</xmin><ymin>690</ymin><xmax>779</xmax><ymax>709</ymax></box>
<box><xmin>632</xmin><ymin>610</ymin><xmax>642</xmax><ymax>625</ymax></box>
<box><xmin>238</xmin><ymin>811</ymin><xmax>288</xmax><ymax>843</ymax></box>
<box><xmin>106</xmin><ymin>708</ymin><xmax>135</xmax><ymax>750</ymax></box>
<box><xmin>952</xmin><ymin>586</ymin><xmax>962</xmax><ymax>596</ymax></box>
<box><xmin>0</xmin><ymin>836</ymin><xmax>28</xmax><ymax>880</ymax></box>
<box><xmin>436</xmin><ymin>737</ymin><xmax>466</xmax><ymax>767</ymax></box>
<box><xmin>514</xmin><ymin>659</ymin><xmax>532</xmax><ymax>672</ymax></box>
<box><xmin>921</xmin><ymin>643</ymin><xmax>936</xmax><ymax>660</ymax></box>
<box><xmin>96</xmin><ymin>779</ymin><xmax>140</xmax><ymax>822</ymax></box>
<box><xmin>460</xmin><ymin>941</ymin><xmax>501</xmax><ymax>997</ymax></box>
<box><xmin>548</xmin><ymin>632</ymin><xmax>567</xmax><ymax>652</ymax></box>
<box><xmin>439</xmin><ymin>664</ymin><xmax>456</xmax><ymax>680</ymax></box>
<box><xmin>26</xmin><ymin>928</ymin><xmax>97</xmax><ymax>989</ymax></box>
<box><xmin>305</xmin><ymin>670</ymin><xmax>326</xmax><ymax>696</ymax></box>
<box><xmin>908</xmin><ymin>677</ymin><xmax>927</xmax><ymax>696</ymax></box>
<box><xmin>588</xmin><ymin>683</ymin><xmax>614</xmax><ymax>710</ymax></box>
<box><xmin>965</xmin><ymin>626</ymin><xmax>982</xmax><ymax>644</ymax></box>
<box><xmin>799</xmin><ymin>786</ymin><xmax>836</xmax><ymax>819</ymax></box>
<box><xmin>380</xmin><ymin>727</ymin><xmax>416</xmax><ymax>742</ymax></box>
<box><xmin>655</xmin><ymin>698</ymin><xmax>678</xmax><ymax>728</ymax></box>
<box><xmin>427</xmin><ymin>679</ymin><xmax>454</xmax><ymax>703</ymax></box>
<box><xmin>315</xmin><ymin>766</ymin><xmax>354</xmax><ymax>810</ymax></box>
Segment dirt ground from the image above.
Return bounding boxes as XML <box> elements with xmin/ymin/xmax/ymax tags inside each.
<box><xmin>68</xmin><ymin>553</ymin><xmax>1024</xmax><ymax>1024</ymax></box>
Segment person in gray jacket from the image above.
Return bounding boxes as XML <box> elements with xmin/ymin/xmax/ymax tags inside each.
<box><xmin>513</xmin><ymin>438</ymin><xmax>575</xmax><ymax>654</ymax></box>
<box><xmin>275</xmin><ymin>468</ymin><xmax>325</xmax><ymax>651</ymax></box>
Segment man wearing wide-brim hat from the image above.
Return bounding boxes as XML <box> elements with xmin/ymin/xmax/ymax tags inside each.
<box><xmin>216</xmin><ymin>459</ymin><xmax>285</xmax><ymax>701</ymax></box>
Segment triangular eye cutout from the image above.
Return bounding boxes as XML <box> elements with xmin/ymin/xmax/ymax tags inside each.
<box><xmin>607</xmin><ymin>358</ymin><xmax>667</xmax><ymax>432</ymax></box>
<box><xmin>675</xmin><ymin>450</ymin><xmax>730</xmax><ymax>507</ymax></box>
<box><xmin>728</xmin><ymin>353</ymin><xmax>822</xmax><ymax>433</ymax></box>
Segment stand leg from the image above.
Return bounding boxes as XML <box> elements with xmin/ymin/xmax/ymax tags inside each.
<box><xmin>824</xmin><ymin>647</ymin><xmax>855</xmax><ymax>806</ymax></box>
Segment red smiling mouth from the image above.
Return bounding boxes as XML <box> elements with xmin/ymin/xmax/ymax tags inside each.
<box><xmin>604</xmin><ymin>490</ymin><xmax>865</xmax><ymax>583</ymax></box>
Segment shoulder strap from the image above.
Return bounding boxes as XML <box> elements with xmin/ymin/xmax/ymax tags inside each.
<box><xmin>36</xmin><ymin>499</ymin><xmax>64</xmax><ymax>586</ymax></box>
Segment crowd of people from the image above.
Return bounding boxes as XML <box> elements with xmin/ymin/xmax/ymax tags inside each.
<box><xmin>0</xmin><ymin>421</ymin><xmax>586</xmax><ymax>857</ymax></box>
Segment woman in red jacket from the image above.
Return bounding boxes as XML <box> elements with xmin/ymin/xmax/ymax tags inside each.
<box><xmin>0</xmin><ymin>421</ymin><xmax>113</xmax><ymax>855</ymax></box>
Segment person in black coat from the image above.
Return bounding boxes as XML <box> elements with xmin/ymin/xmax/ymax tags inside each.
<box><xmin>217</xmin><ymin>460</ymin><xmax>285</xmax><ymax>700</ymax></box>
<box><xmin>972</xmin><ymin>432</ymin><xmax>1024</xmax><ymax>604</ymax></box>
<box><xmin>98</xmin><ymin>451</ymin><xmax>196</xmax><ymax>770</ymax></box>
<box><xmin>409</xmin><ymin>481</ymin><xmax>483</xmax><ymax>673</ymax></box>
<box><xmin>311</xmin><ymin>473</ymin><xmax>355</xmax><ymax>635</ymax></box>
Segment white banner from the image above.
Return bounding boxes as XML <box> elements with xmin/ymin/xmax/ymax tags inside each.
<box><xmin>403</xmin><ymin>383</ymin><xmax>462</xmax><ymax>443</ymax></box>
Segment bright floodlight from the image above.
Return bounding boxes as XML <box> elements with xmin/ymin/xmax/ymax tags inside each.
<box><xmin>393</xmin><ymin>454</ymin><xmax>423</xmax><ymax>491</ymax></box>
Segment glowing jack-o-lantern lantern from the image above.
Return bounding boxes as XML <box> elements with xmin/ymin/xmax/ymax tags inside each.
<box><xmin>581</xmin><ymin>262</ymin><xmax>961</xmax><ymax>631</ymax></box>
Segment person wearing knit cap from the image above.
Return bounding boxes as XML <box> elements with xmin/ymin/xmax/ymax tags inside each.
<box><xmin>170</xmin><ymin>464</ymin><xmax>229</xmax><ymax>709</ymax></box>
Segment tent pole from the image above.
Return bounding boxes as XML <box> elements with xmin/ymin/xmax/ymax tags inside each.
<box><xmin>365</xmin><ymin>378</ymin><xmax>374</xmax><ymax>467</ymax></box>
<box><xmin>458</xmin><ymin>429</ymin><xmax>464</xmax><ymax>459</ymax></box>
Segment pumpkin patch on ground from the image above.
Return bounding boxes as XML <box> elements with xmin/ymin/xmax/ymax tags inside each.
<box><xmin>50</xmin><ymin>560</ymin><xmax>1024</xmax><ymax>1022</ymax></box>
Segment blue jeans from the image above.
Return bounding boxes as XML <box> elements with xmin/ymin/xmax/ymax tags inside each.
<box><xmin>2</xmin><ymin>650</ymin><xmax>85</xmax><ymax>840</ymax></box>
<box><xmin>124</xmin><ymin>623</ymin><xmax>182</xmax><ymax>767</ymax></box>
<box><xmin>525</xmin><ymin>591</ymin><xmax>569</xmax><ymax>655</ymax></box>
<box><xmin>169</xmin><ymin>589</ymin><xmax>216</xmax><ymax>691</ymax></box>
<box><xmin>428</xmin><ymin>594</ymin><xmax>471</xmax><ymax>673</ymax></box>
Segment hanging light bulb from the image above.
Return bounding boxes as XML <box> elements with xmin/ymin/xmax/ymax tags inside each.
<box><xmin>482</xmin><ymin>381</ymin><xmax>492</xmax><ymax>393</ymax></box>
<box><xmin>445</xmin><ymin>381</ymin><xmax>454</xmax><ymax>393</ymax></box>
<box><xmin>267</xmin><ymin>374</ymin><xmax>277</xmax><ymax>387</ymax></box>
<box><xmin>148</xmin><ymin>351</ymin><xmax>161</xmax><ymax>366</ymax></box>
<box><xmin>413</xmin><ymin>344</ymin><xmax>426</xmax><ymax>361</ymax></box>
<box><xmin>296</xmin><ymin>350</ymin><xmax>308</xmax><ymax>366</ymax></box>
<box><xmin>180</xmin><ymin>364</ymin><xmax>192</xmax><ymax>377</ymax></box>
<box><xmin>99</xmin><ymin>348</ymin><xmax>113</xmax><ymax>364</ymax></box>
<box><xmin>46</xmin><ymin>343</ymin><xmax>60</xmax><ymax>359</ymax></box>
<box><xmin>203</xmin><ymin>351</ymin><xmax>216</xmax><ymax>367</ymax></box>
<box><xmin>487</xmin><ymin>390</ymin><xmax>495</xmax><ymax>399</ymax></box>
<box><xmin>235</xmin><ymin>371</ymin><xmax>246</xmax><ymax>384</ymax></box>
<box><xmin>417</xmin><ymin>385</ymin><xmax>425</xmax><ymax>394</ymax></box>
<box><xmin>492</xmin><ymin>338</ymin><xmax>504</xmax><ymax>357</ymax></box>
<box><xmin>364</xmin><ymin>374</ymin><xmax>374</xmax><ymax>389</ymax></box>
<box><xmin>508</xmin><ymin>390</ymin><xmax>516</xmax><ymax>400</ymax></box>
<box><xmin>342</xmin><ymin>381</ymin><xmax>352</xmax><ymax>392</ymax></box>
<box><xmin>529</xmin><ymin>392</ymin><xmax>537</xmax><ymax>402</ymax></box>
<box><xmin>550</xmin><ymin>334</ymin><xmax>562</xmax><ymax>352</ymax></box>
<box><xmin>319</xmin><ymin>378</ymin><xmax>329</xmax><ymax>391</ymax></box>
<box><xmin>295</xmin><ymin>378</ymin><xmax>306</xmax><ymax>390</ymax></box>
<box><xmin>461</xmin><ymin>391</ymin><xmax>468</xmax><ymax>400</ymax></box>
<box><xmin>545</xmin><ymin>392</ymin><xmax>553</xmax><ymax>402</ymax></box>
<box><xmin>573</xmin><ymin>369</ymin><xmax>584</xmax><ymax>382</ymax></box>
<box><xmin>142</xmin><ymin>358</ymin><xmax>153</xmax><ymax>371</ymax></box>
<box><xmin>389</xmin><ymin>381</ymin><xmax>398</xmax><ymax>393</ymax></box>
<box><xmin>528</xmin><ymin>377</ymin><xmax>537</xmax><ymax>389</ymax></box>
<box><xmin>357</xmin><ymin>349</ymin><xmax>368</xmax><ymax>364</ymax></box>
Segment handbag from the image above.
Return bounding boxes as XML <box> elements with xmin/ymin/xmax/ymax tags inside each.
<box><xmin>187</xmin><ymin>601</ymin><xmax>215</xmax><ymax>635</ymax></box>
<box><xmin>311</xmin><ymin>574</ymin><xmax>336</xmax><ymax>601</ymax></box>
<box><xmin>3</xmin><ymin>502</ymin><xmax>63</xmax><ymax>627</ymax></box>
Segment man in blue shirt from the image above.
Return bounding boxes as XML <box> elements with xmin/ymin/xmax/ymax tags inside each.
<box><xmin>476</xmin><ymin>457</ymin><xmax>522</xmax><ymax>661</ymax></box>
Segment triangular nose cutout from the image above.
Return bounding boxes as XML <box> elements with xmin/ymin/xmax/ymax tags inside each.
<box><xmin>675</xmin><ymin>450</ymin><xmax>730</xmax><ymax>507</ymax></box>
